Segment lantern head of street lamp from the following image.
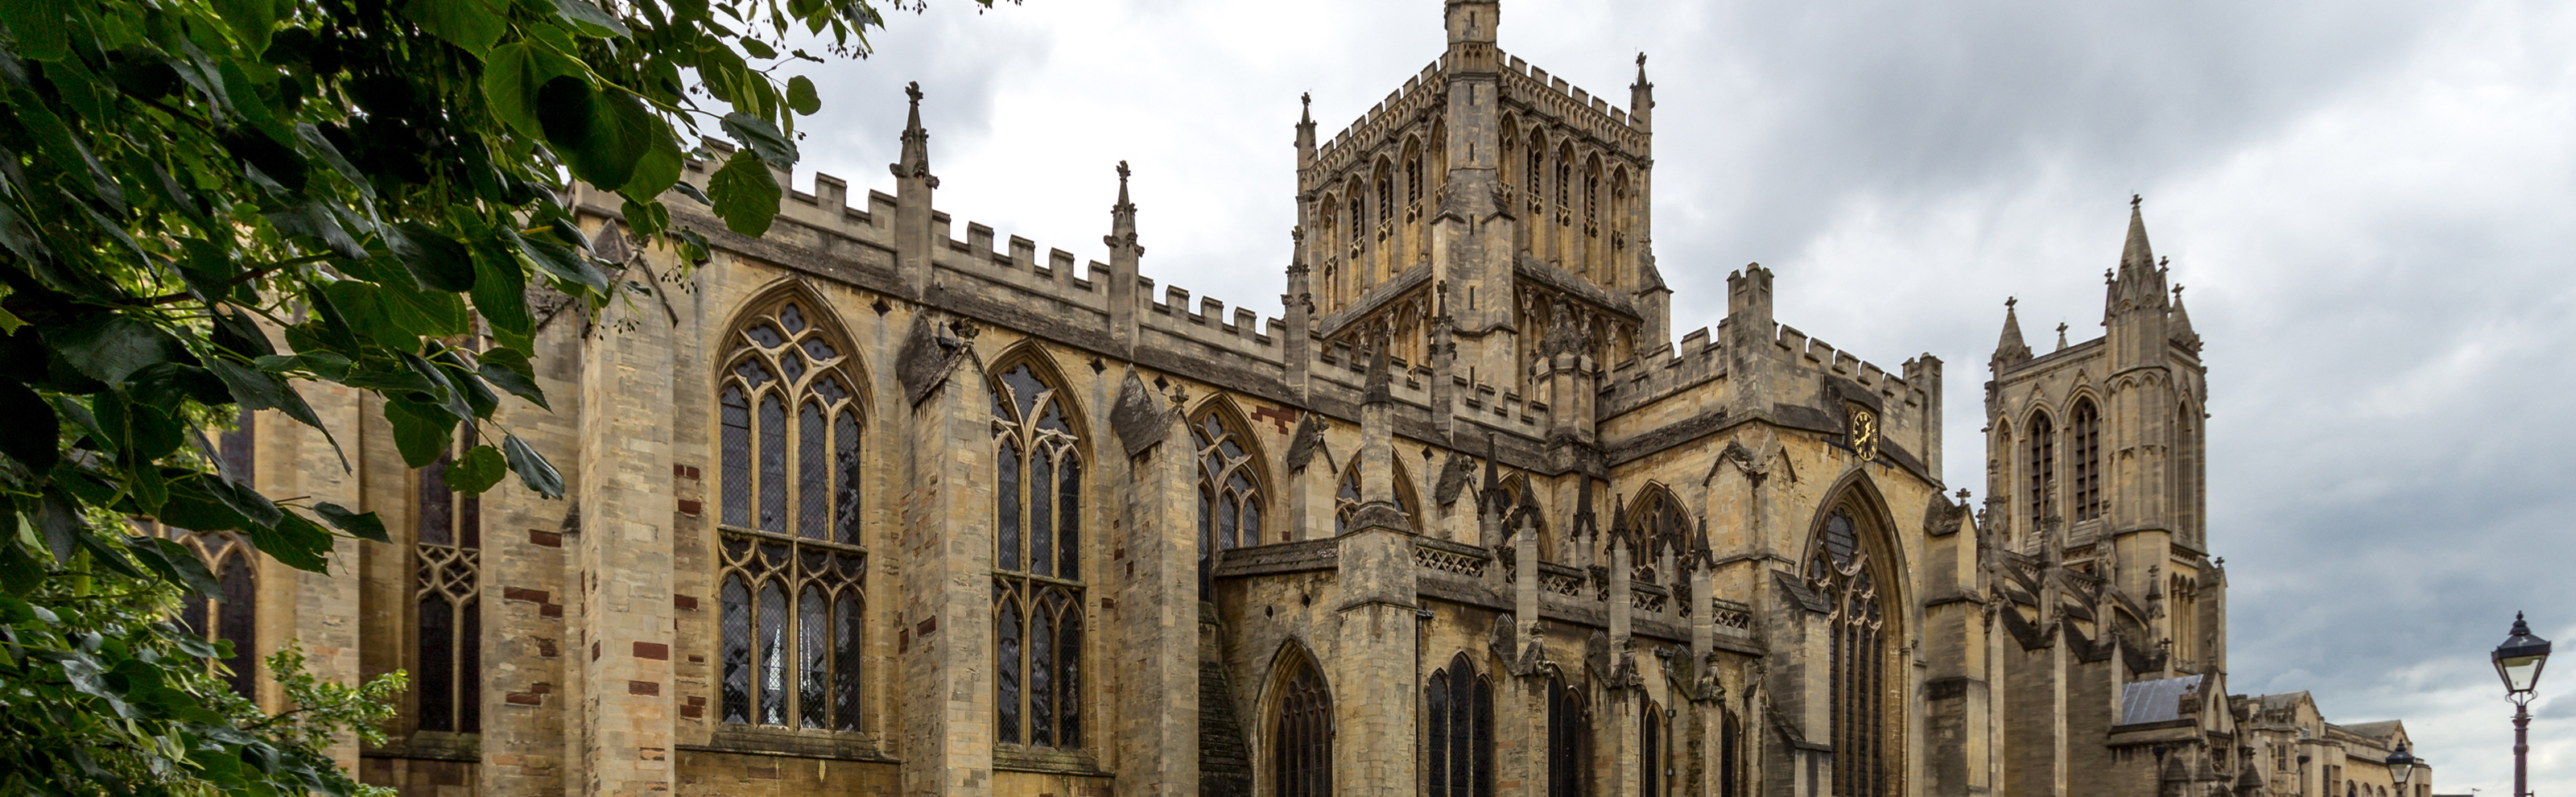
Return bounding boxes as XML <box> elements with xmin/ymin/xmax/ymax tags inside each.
<box><xmin>2493</xmin><ymin>612</ymin><xmax>2552</xmax><ymax>704</ymax></box>
<box><xmin>2386</xmin><ymin>742</ymin><xmax>2415</xmax><ymax>788</ymax></box>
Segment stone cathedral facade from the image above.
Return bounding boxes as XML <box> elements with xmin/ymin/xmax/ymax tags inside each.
<box><xmin>183</xmin><ymin>2</ymin><xmax>2434</xmax><ymax>797</ymax></box>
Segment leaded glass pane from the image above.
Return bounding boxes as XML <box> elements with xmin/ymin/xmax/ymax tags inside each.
<box><xmin>720</xmin><ymin>576</ymin><xmax>751</xmax><ymax>724</ymax></box>
<box><xmin>803</xmin><ymin>338</ymin><xmax>838</xmax><ymax>362</ymax></box>
<box><xmin>778</xmin><ymin>304</ymin><xmax>804</xmax><ymax>333</ymax></box>
<box><xmin>1058</xmin><ymin>609</ymin><xmax>1080</xmax><ymax>746</ymax></box>
<box><xmin>1030</xmin><ymin>597</ymin><xmax>1055</xmax><ymax>746</ymax></box>
<box><xmin>799</xmin><ymin>403</ymin><xmax>828</xmax><ymax>539</ymax></box>
<box><xmin>419</xmin><ymin>452</ymin><xmax>453</xmax><ymax>546</ymax></box>
<box><xmin>746</xmin><ymin>323</ymin><xmax>784</xmax><ymax>348</ymax></box>
<box><xmin>997</xmin><ymin>444</ymin><xmax>1021</xmax><ymax>572</ymax></box>
<box><xmin>217</xmin><ymin>553</ymin><xmax>257</xmax><ymax>697</ymax></box>
<box><xmin>799</xmin><ymin>585</ymin><xmax>828</xmax><ymax>728</ymax></box>
<box><xmin>1029</xmin><ymin>453</ymin><xmax>1053</xmax><ymax>577</ymax></box>
<box><xmin>1058</xmin><ymin>457</ymin><xmax>1080</xmax><ymax>579</ymax></box>
<box><xmin>1003</xmin><ymin>366</ymin><xmax>1045</xmax><ymax>421</ymax></box>
<box><xmin>417</xmin><ymin>595</ymin><xmax>454</xmax><ymax>732</ymax></box>
<box><xmin>781</xmin><ymin>347</ymin><xmax>807</xmax><ymax>383</ymax></box>
<box><xmin>758</xmin><ymin>580</ymin><xmax>787</xmax><ymax>725</ymax></box>
<box><xmin>835</xmin><ymin>410</ymin><xmax>862</xmax><ymax>544</ymax></box>
<box><xmin>458</xmin><ymin>598</ymin><xmax>481</xmax><ymax>733</ymax></box>
<box><xmin>723</xmin><ymin>387</ymin><xmax>752</xmax><ymax>527</ymax></box>
<box><xmin>759</xmin><ymin>396</ymin><xmax>788</xmax><ymax>532</ymax></box>
<box><xmin>997</xmin><ymin>598</ymin><xmax>1022</xmax><ymax>745</ymax></box>
<box><xmin>1426</xmin><ymin>671</ymin><xmax>1451</xmax><ymax>797</ymax></box>
<box><xmin>1473</xmin><ymin>676</ymin><xmax>1493</xmax><ymax>797</ymax></box>
<box><xmin>834</xmin><ymin>591</ymin><xmax>862</xmax><ymax>732</ymax></box>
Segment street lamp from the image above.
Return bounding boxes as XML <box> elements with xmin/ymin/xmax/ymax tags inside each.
<box><xmin>2386</xmin><ymin>742</ymin><xmax>2413</xmax><ymax>795</ymax></box>
<box><xmin>2492</xmin><ymin>612</ymin><xmax>2551</xmax><ymax>797</ymax></box>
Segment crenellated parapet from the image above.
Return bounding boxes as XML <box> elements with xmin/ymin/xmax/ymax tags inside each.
<box><xmin>1494</xmin><ymin>52</ymin><xmax>1649</xmax><ymax>151</ymax></box>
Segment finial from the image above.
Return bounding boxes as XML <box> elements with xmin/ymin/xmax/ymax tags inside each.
<box><xmin>1117</xmin><ymin>159</ymin><xmax>1131</xmax><ymax>182</ymax></box>
<box><xmin>1302</xmin><ymin>91</ymin><xmax>1311</xmax><ymax>109</ymax></box>
<box><xmin>2131</xmin><ymin>193</ymin><xmax>2141</xmax><ymax>209</ymax></box>
<box><xmin>906</xmin><ymin>81</ymin><xmax>923</xmax><ymax>105</ymax></box>
<box><xmin>2173</xmin><ymin>284</ymin><xmax>2184</xmax><ymax>299</ymax></box>
<box><xmin>2005</xmin><ymin>296</ymin><xmax>2017</xmax><ymax>310</ymax></box>
<box><xmin>1637</xmin><ymin>52</ymin><xmax>1647</xmax><ymax>68</ymax></box>
<box><xmin>2055</xmin><ymin>322</ymin><xmax>2069</xmax><ymax>349</ymax></box>
<box><xmin>2159</xmin><ymin>255</ymin><xmax>2169</xmax><ymax>268</ymax></box>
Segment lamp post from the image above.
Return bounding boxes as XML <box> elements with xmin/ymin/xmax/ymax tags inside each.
<box><xmin>2492</xmin><ymin>612</ymin><xmax>2552</xmax><ymax>797</ymax></box>
<box><xmin>2387</xmin><ymin>742</ymin><xmax>2414</xmax><ymax>797</ymax></box>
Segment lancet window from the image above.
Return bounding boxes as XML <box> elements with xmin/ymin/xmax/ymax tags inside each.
<box><xmin>1629</xmin><ymin>490</ymin><xmax>1690</xmax><ymax>586</ymax></box>
<box><xmin>1554</xmin><ymin>146</ymin><xmax>1573</xmax><ymax>223</ymax></box>
<box><xmin>416</xmin><ymin>436</ymin><xmax>481</xmax><ymax>733</ymax></box>
<box><xmin>1546</xmin><ymin>674</ymin><xmax>1591</xmax><ymax>797</ymax></box>
<box><xmin>1195</xmin><ymin>411</ymin><xmax>1264</xmax><ymax>600</ymax></box>
<box><xmin>144</xmin><ymin>518</ymin><xmax>258</xmax><ymax>699</ymax></box>
<box><xmin>1641</xmin><ymin>698</ymin><xmax>1666</xmax><ymax>797</ymax></box>
<box><xmin>1526</xmin><ymin>138</ymin><xmax>1545</xmax><ymax>207</ymax></box>
<box><xmin>716</xmin><ymin>299</ymin><xmax>867</xmax><ymax>732</ymax></box>
<box><xmin>1808</xmin><ymin>507</ymin><xmax>1894</xmax><ymax>797</ymax></box>
<box><xmin>2025</xmin><ymin>412</ymin><xmax>2056</xmax><ymax>529</ymax></box>
<box><xmin>1721</xmin><ymin>708</ymin><xmax>1744</xmax><ymax>797</ymax></box>
<box><xmin>992</xmin><ymin>362</ymin><xmax>1084</xmax><ymax>749</ymax></box>
<box><xmin>1333</xmin><ymin>460</ymin><xmax>1418</xmax><ymax>535</ymax></box>
<box><xmin>1425</xmin><ymin>653</ymin><xmax>1493</xmax><ymax>797</ymax></box>
<box><xmin>2070</xmin><ymin>399</ymin><xmax>2102</xmax><ymax>522</ymax></box>
<box><xmin>1274</xmin><ymin>655</ymin><xmax>1334</xmax><ymax>797</ymax></box>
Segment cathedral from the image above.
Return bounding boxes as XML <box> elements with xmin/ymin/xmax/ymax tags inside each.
<box><xmin>184</xmin><ymin>2</ymin><xmax>2441</xmax><ymax>796</ymax></box>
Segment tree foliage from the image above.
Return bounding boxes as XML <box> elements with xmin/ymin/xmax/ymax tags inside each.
<box><xmin>0</xmin><ymin>0</ymin><xmax>991</xmax><ymax>791</ymax></box>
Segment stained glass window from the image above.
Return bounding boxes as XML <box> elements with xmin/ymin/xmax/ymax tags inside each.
<box><xmin>992</xmin><ymin>361</ymin><xmax>1084</xmax><ymax>750</ymax></box>
<box><xmin>2025</xmin><ymin>412</ymin><xmax>2055</xmax><ymax>530</ymax></box>
<box><xmin>1195</xmin><ymin>411</ymin><xmax>1265</xmax><ymax>600</ymax></box>
<box><xmin>1808</xmin><ymin>507</ymin><xmax>1895</xmax><ymax>797</ymax></box>
<box><xmin>415</xmin><ymin>437</ymin><xmax>481</xmax><ymax>733</ymax></box>
<box><xmin>715</xmin><ymin>299</ymin><xmax>867</xmax><ymax>732</ymax></box>
<box><xmin>2071</xmin><ymin>400</ymin><xmax>2102</xmax><ymax>522</ymax></box>
<box><xmin>1426</xmin><ymin>653</ymin><xmax>1493</xmax><ymax>797</ymax></box>
<box><xmin>1547</xmin><ymin>675</ymin><xmax>1591</xmax><ymax>797</ymax></box>
<box><xmin>1275</xmin><ymin>655</ymin><xmax>1333</xmax><ymax>797</ymax></box>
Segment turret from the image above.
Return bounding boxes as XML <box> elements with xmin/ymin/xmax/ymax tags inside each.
<box><xmin>1444</xmin><ymin>0</ymin><xmax>1497</xmax><ymax>45</ymax></box>
<box><xmin>1104</xmin><ymin>161</ymin><xmax>1144</xmax><ymax>355</ymax></box>
<box><xmin>1435</xmin><ymin>0</ymin><xmax>1517</xmax><ymax>388</ymax></box>
<box><xmin>889</xmin><ymin>81</ymin><xmax>939</xmax><ymax>299</ymax></box>
<box><xmin>1294</xmin><ymin>92</ymin><xmax>1318</xmax><ymax>171</ymax></box>
<box><xmin>2103</xmin><ymin>196</ymin><xmax>2172</xmax><ymax>372</ymax></box>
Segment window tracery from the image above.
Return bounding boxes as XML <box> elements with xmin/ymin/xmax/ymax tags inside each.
<box><xmin>1334</xmin><ymin>460</ymin><xmax>1419</xmax><ymax>535</ymax></box>
<box><xmin>1807</xmin><ymin>506</ymin><xmax>1894</xmax><ymax>797</ymax></box>
<box><xmin>2025</xmin><ymin>412</ymin><xmax>2056</xmax><ymax>533</ymax></box>
<box><xmin>992</xmin><ymin>362</ymin><xmax>1084</xmax><ymax>749</ymax></box>
<box><xmin>715</xmin><ymin>299</ymin><xmax>867</xmax><ymax>732</ymax></box>
<box><xmin>1426</xmin><ymin>652</ymin><xmax>1493</xmax><ymax>797</ymax></box>
<box><xmin>147</xmin><ymin>519</ymin><xmax>258</xmax><ymax>698</ymax></box>
<box><xmin>1275</xmin><ymin>655</ymin><xmax>1333</xmax><ymax>797</ymax></box>
<box><xmin>2071</xmin><ymin>400</ymin><xmax>2102</xmax><ymax>522</ymax></box>
<box><xmin>416</xmin><ymin>437</ymin><xmax>481</xmax><ymax>733</ymax></box>
<box><xmin>1195</xmin><ymin>411</ymin><xmax>1264</xmax><ymax>600</ymax></box>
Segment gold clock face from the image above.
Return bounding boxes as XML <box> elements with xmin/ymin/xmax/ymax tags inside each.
<box><xmin>1850</xmin><ymin>407</ymin><xmax>1880</xmax><ymax>462</ymax></box>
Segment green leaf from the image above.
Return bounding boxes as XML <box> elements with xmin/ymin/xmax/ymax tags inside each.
<box><xmin>739</xmin><ymin>38</ymin><xmax>778</xmax><ymax>60</ymax></box>
<box><xmin>513</xmin><ymin>226</ymin><xmax>610</xmax><ymax>292</ymax></box>
<box><xmin>401</xmin><ymin>351</ymin><xmax>474</xmax><ymax>422</ymax></box>
<box><xmin>48</xmin><ymin>314</ymin><xmax>188</xmax><ymax>386</ymax></box>
<box><xmin>125</xmin><ymin>362</ymin><xmax>233</xmax><ymax>408</ymax></box>
<box><xmin>0</xmin><ymin>0</ymin><xmax>71</xmax><ymax>60</ymax></box>
<box><xmin>444</xmin><ymin>445</ymin><xmax>507</xmax><ymax>493</ymax></box>
<box><xmin>131</xmin><ymin>537</ymin><xmax>224</xmax><ymax>597</ymax></box>
<box><xmin>539</xmin><ymin>77</ymin><xmax>656</xmax><ymax>192</ymax></box>
<box><xmin>313</xmin><ymin>502</ymin><xmax>390</xmax><ymax>543</ymax></box>
<box><xmin>706</xmin><ymin>151</ymin><xmax>781</xmax><ymax>237</ymax></box>
<box><xmin>786</xmin><ymin>75</ymin><xmax>819</xmax><ymax>116</ymax></box>
<box><xmin>213</xmin><ymin>0</ymin><xmax>281</xmax><ymax>61</ymax></box>
<box><xmin>620</xmin><ymin>126</ymin><xmax>683</xmax><ymax>198</ymax></box>
<box><xmin>0</xmin><ymin>378</ymin><xmax>60</xmax><ymax>469</ymax></box>
<box><xmin>266</xmin><ymin>202</ymin><xmax>367</xmax><ymax>259</ymax></box>
<box><xmin>210</xmin><ymin>308</ymin><xmax>278</xmax><ymax>358</ymax></box>
<box><xmin>475</xmin><ymin>347</ymin><xmax>550</xmax><ymax>410</ymax></box>
<box><xmin>471</xmin><ymin>235</ymin><xmax>533</xmax><ymax>351</ymax></box>
<box><xmin>382</xmin><ymin>399</ymin><xmax>456</xmax><ymax>469</ymax></box>
<box><xmin>720</xmin><ymin>111</ymin><xmax>799</xmax><ymax>167</ymax></box>
<box><xmin>387</xmin><ymin>221</ymin><xmax>476</xmax><ymax>292</ymax></box>
<box><xmin>552</xmin><ymin>0</ymin><xmax>632</xmax><ymax>38</ymax></box>
<box><xmin>402</xmin><ymin>0</ymin><xmax>506</xmax><ymax>56</ymax></box>
<box><xmin>159</xmin><ymin>474</ymin><xmax>252</xmax><ymax>531</ymax></box>
<box><xmin>502</xmin><ymin>433</ymin><xmax>563</xmax><ymax>498</ymax></box>
<box><xmin>481</xmin><ymin>42</ymin><xmax>590</xmax><ymax>141</ymax></box>
<box><xmin>244</xmin><ymin>510</ymin><xmax>334</xmax><ymax>573</ymax></box>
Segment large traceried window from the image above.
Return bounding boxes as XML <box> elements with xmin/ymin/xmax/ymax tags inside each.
<box><xmin>1426</xmin><ymin>653</ymin><xmax>1494</xmax><ymax>797</ymax></box>
<box><xmin>992</xmin><ymin>362</ymin><xmax>1084</xmax><ymax>750</ymax></box>
<box><xmin>1274</xmin><ymin>654</ymin><xmax>1334</xmax><ymax>797</ymax></box>
<box><xmin>2025</xmin><ymin>412</ymin><xmax>2055</xmax><ymax>530</ymax></box>
<box><xmin>1808</xmin><ymin>507</ymin><xmax>1895</xmax><ymax>797</ymax></box>
<box><xmin>1333</xmin><ymin>460</ymin><xmax>1418</xmax><ymax>535</ymax></box>
<box><xmin>145</xmin><ymin>519</ymin><xmax>258</xmax><ymax>698</ymax></box>
<box><xmin>1195</xmin><ymin>411</ymin><xmax>1264</xmax><ymax>601</ymax></box>
<box><xmin>716</xmin><ymin>299</ymin><xmax>867</xmax><ymax>732</ymax></box>
<box><xmin>1546</xmin><ymin>674</ymin><xmax>1591</xmax><ymax>797</ymax></box>
<box><xmin>2070</xmin><ymin>399</ymin><xmax>2103</xmax><ymax>522</ymax></box>
<box><xmin>416</xmin><ymin>437</ymin><xmax>481</xmax><ymax>733</ymax></box>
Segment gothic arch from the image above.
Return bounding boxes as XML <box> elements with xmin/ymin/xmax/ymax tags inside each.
<box><xmin>1798</xmin><ymin>473</ymin><xmax>1909</xmax><ymax>797</ymax></box>
<box><xmin>1191</xmin><ymin>395</ymin><xmax>1272</xmax><ymax>598</ymax></box>
<box><xmin>714</xmin><ymin>279</ymin><xmax>874</xmax><ymax>402</ymax></box>
<box><xmin>1260</xmin><ymin>640</ymin><xmax>1335</xmax><ymax>797</ymax></box>
<box><xmin>1621</xmin><ymin>482</ymin><xmax>1692</xmax><ymax>564</ymax></box>
<box><xmin>1335</xmin><ymin>456</ymin><xmax>1424</xmax><ymax>535</ymax></box>
<box><xmin>985</xmin><ymin>341</ymin><xmax>1092</xmax><ymax>447</ymax></box>
<box><xmin>1425</xmin><ymin>650</ymin><xmax>1496</xmax><ymax>797</ymax></box>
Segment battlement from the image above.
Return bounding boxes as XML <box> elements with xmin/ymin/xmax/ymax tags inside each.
<box><xmin>1768</xmin><ymin>324</ymin><xmax>1926</xmax><ymax>408</ymax></box>
<box><xmin>1496</xmin><ymin>51</ymin><xmax>1648</xmax><ymax>153</ymax></box>
<box><xmin>1311</xmin><ymin>60</ymin><xmax>1448</xmax><ymax>176</ymax></box>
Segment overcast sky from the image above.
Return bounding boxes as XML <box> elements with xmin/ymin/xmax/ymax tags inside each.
<box><xmin>769</xmin><ymin>2</ymin><xmax>2576</xmax><ymax>790</ymax></box>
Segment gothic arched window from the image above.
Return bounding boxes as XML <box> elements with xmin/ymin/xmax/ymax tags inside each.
<box><xmin>1275</xmin><ymin>655</ymin><xmax>1334</xmax><ymax>797</ymax></box>
<box><xmin>1195</xmin><ymin>411</ymin><xmax>1264</xmax><ymax>600</ymax></box>
<box><xmin>1628</xmin><ymin>490</ymin><xmax>1690</xmax><ymax>586</ymax></box>
<box><xmin>1334</xmin><ymin>460</ymin><xmax>1418</xmax><ymax>535</ymax></box>
<box><xmin>1426</xmin><ymin>653</ymin><xmax>1493</xmax><ymax>797</ymax></box>
<box><xmin>1641</xmin><ymin>697</ymin><xmax>1666</xmax><ymax>797</ymax></box>
<box><xmin>1554</xmin><ymin>145</ymin><xmax>1573</xmax><ymax>224</ymax></box>
<box><xmin>1526</xmin><ymin>134</ymin><xmax>1546</xmax><ymax>206</ymax></box>
<box><xmin>716</xmin><ymin>298</ymin><xmax>867</xmax><ymax>731</ymax></box>
<box><xmin>1807</xmin><ymin>506</ymin><xmax>1895</xmax><ymax>797</ymax></box>
<box><xmin>992</xmin><ymin>361</ymin><xmax>1084</xmax><ymax>749</ymax></box>
<box><xmin>1721</xmin><ymin>708</ymin><xmax>1744</xmax><ymax>797</ymax></box>
<box><xmin>151</xmin><ymin>519</ymin><xmax>258</xmax><ymax>699</ymax></box>
<box><xmin>416</xmin><ymin>436</ymin><xmax>481</xmax><ymax>733</ymax></box>
<box><xmin>2025</xmin><ymin>412</ymin><xmax>2056</xmax><ymax>529</ymax></box>
<box><xmin>2070</xmin><ymin>400</ymin><xmax>2102</xmax><ymax>521</ymax></box>
<box><xmin>1546</xmin><ymin>674</ymin><xmax>1591</xmax><ymax>797</ymax></box>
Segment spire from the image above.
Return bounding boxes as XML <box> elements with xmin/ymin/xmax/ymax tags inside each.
<box><xmin>1993</xmin><ymin>296</ymin><xmax>2032</xmax><ymax>365</ymax></box>
<box><xmin>1573</xmin><ymin>477</ymin><xmax>1599</xmax><ymax>540</ymax></box>
<box><xmin>2169</xmin><ymin>284</ymin><xmax>2202</xmax><ymax>353</ymax></box>
<box><xmin>1109</xmin><ymin>160</ymin><xmax>1137</xmax><ymax>241</ymax></box>
<box><xmin>2120</xmin><ymin>194</ymin><xmax>2154</xmax><ymax>276</ymax></box>
<box><xmin>1480</xmin><ymin>432</ymin><xmax>1501</xmax><ymax>515</ymax></box>
<box><xmin>1294</xmin><ymin>92</ymin><xmax>1318</xmax><ymax>167</ymax></box>
<box><xmin>890</xmin><ymin>81</ymin><xmax>936</xmax><ymax>186</ymax></box>
<box><xmin>1362</xmin><ymin>331</ymin><xmax>1393</xmax><ymax>405</ymax></box>
<box><xmin>1629</xmin><ymin>52</ymin><xmax>1654</xmax><ymax>130</ymax></box>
